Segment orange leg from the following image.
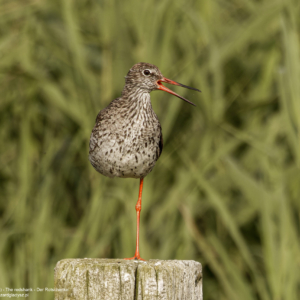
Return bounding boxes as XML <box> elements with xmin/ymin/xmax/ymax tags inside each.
<box><xmin>124</xmin><ymin>178</ymin><xmax>145</xmax><ymax>261</ymax></box>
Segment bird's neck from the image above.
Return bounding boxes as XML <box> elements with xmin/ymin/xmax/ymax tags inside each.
<box><xmin>120</xmin><ymin>86</ymin><xmax>158</xmax><ymax>125</ymax></box>
<box><xmin>122</xmin><ymin>86</ymin><xmax>152</xmax><ymax>110</ymax></box>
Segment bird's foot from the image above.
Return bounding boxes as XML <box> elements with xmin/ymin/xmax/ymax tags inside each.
<box><xmin>124</xmin><ymin>255</ymin><xmax>145</xmax><ymax>261</ymax></box>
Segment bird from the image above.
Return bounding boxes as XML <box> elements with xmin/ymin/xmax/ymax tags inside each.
<box><xmin>89</xmin><ymin>62</ymin><xmax>200</xmax><ymax>260</ymax></box>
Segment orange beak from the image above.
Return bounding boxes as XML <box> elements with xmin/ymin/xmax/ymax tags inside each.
<box><xmin>156</xmin><ymin>77</ymin><xmax>200</xmax><ymax>106</ymax></box>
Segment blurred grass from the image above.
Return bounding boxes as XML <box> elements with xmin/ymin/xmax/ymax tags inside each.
<box><xmin>0</xmin><ymin>0</ymin><xmax>300</xmax><ymax>299</ymax></box>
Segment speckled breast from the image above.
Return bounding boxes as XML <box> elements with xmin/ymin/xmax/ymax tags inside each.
<box><xmin>89</xmin><ymin>95</ymin><xmax>163</xmax><ymax>179</ymax></box>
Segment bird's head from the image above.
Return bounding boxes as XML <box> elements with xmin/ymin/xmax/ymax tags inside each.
<box><xmin>124</xmin><ymin>62</ymin><xmax>200</xmax><ymax>106</ymax></box>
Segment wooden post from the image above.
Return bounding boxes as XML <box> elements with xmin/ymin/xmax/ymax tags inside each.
<box><xmin>54</xmin><ymin>259</ymin><xmax>202</xmax><ymax>300</ymax></box>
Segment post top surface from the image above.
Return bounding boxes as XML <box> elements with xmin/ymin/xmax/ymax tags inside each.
<box><xmin>54</xmin><ymin>258</ymin><xmax>203</xmax><ymax>300</ymax></box>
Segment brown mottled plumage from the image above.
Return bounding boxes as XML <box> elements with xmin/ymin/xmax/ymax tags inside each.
<box><xmin>89</xmin><ymin>62</ymin><xmax>199</xmax><ymax>260</ymax></box>
<box><xmin>89</xmin><ymin>63</ymin><xmax>163</xmax><ymax>178</ymax></box>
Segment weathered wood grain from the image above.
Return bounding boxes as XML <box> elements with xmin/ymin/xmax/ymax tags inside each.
<box><xmin>54</xmin><ymin>259</ymin><xmax>202</xmax><ymax>300</ymax></box>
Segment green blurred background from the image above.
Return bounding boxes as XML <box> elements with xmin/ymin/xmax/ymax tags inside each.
<box><xmin>1</xmin><ymin>0</ymin><xmax>300</xmax><ymax>299</ymax></box>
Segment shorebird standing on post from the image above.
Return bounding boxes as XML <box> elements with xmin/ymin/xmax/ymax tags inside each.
<box><xmin>89</xmin><ymin>62</ymin><xmax>200</xmax><ymax>260</ymax></box>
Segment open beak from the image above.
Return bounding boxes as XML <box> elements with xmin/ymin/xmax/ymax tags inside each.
<box><xmin>156</xmin><ymin>77</ymin><xmax>200</xmax><ymax>106</ymax></box>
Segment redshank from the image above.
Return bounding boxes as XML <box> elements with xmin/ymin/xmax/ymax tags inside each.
<box><xmin>89</xmin><ymin>62</ymin><xmax>200</xmax><ymax>260</ymax></box>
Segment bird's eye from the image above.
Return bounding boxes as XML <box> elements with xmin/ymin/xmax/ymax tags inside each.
<box><xmin>143</xmin><ymin>69</ymin><xmax>151</xmax><ymax>76</ymax></box>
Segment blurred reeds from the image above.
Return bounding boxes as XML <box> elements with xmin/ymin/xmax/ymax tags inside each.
<box><xmin>0</xmin><ymin>0</ymin><xmax>300</xmax><ymax>299</ymax></box>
